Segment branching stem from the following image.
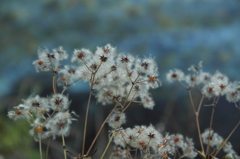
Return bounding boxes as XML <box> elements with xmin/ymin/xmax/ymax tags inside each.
<box><xmin>86</xmin><ymin>103</ymin><xmax>119</xmax><ymax>156</ymax></box>
<box><xmin>62</xmin><ymin>134</ymin><xmax>67</xmax><ymax>159</ymax></box>
<box><xmin>213</xmin><ymin>120</ymin><xmax>240</xmax><ymax>157</ymax></box>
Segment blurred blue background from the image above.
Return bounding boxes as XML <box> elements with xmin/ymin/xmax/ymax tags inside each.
<box><xmin>1</xmin><ymin>0</ymin><xmax>240</xmax><ymax>158</ymax></box>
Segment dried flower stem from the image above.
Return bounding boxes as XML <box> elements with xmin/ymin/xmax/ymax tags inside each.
<box><xmin>188</xmin><ymin>90</ymin><xmax>205</xmax><ymax>154</ymax></box>
<box><xmin>100</xmin><ymin>128</ymin><xmax>115</xmax><ymax>159</ymax></box>
<box><xmin>177</xmin><ymin>79</ymin><xmax>188</xmax><ymax>89</ymax></box>
<box><xmin>188</xmin><ymin>90</ymin><xmax>196</xmax><ymax>113</ymax></box>
<box><xmin>123</xmin><ymin>73</ymin><xmax>141</xmax><ymax>108</ymax></box>
<box><xmin>82</xmin><ymin>82</ymin><xmax>93</xmax><ymax>156</ymax></box>
<box><xmin>82</xmin><ymin>63</ymin><xmax>101</xmax><ymax>156</ymax></box>
<box><xmin>43</xmin><ymin>110</ymin><xmax>56</xmax><ymax>125</ymax></box>
<box><xmin>213</xmin><ymin>120</ymin><xmax>240</xmax><ymax>157</ymax></box>
<box><xmin>52</xmin><ymin>69</ymin><xmax>67</xmax><ymax>159</ymax></box>
<box><xmin>122</xmin><ymin>92</ymin><xmax>137</xmax><ymax>112</ymax></box>
<box><xmin>86</xmin><ymin>103</ymin><xmax>119</xmax><ymax>156</ymax></box>
<box><xmin>39</xmin><ymin>135</ymin><xmax>43</xmax><ymax>159</ymax></box>
<box><xmin>53</xmin><ymin>74</ymin><xmax>57</xmax><ymax>94</ymax></box>
<box><xmin>206</xmin><ymin>106</ymin><xmax>216</xmax><ymax>158</ymax></box>
<box><xmin>62</xmin><ymin>134</ymin><xmax>67</xmax><ymax>159</ymax></box>
<box><xmin>45</xmin><ymin>137</ymin><xmax>51</xmax><ymax>159</ymax></box>
<box><xmin>206</xmin><ymin>96</ymin><xmax>220</xmax><ymax>158</ymax></box>
<box><xmin>196</xmin><ymin>95</ymin><xmax>205</xmax><ymax>155</ymax></box>
<box><xmin>49</xmin><ymin>57</ymin><xmax>57</xmax><ymax>95</ymax></box>
<box><xmin>197</xmin><ymin>95</ymin><xmax>205</xmax><ymax>114</ymax></box>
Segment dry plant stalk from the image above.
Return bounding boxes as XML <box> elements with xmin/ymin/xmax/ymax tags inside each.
<box><xmin>7</xmin><ymin>45</ymin><xmax>240</xmax><ymax>159</ymax></box>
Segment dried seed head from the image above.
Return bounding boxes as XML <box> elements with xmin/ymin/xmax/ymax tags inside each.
<box><xmin>137</xmin><ymin>129</ymin><xmax>144</xmax><ymax>134</ymax></box>
<box><xmin>77</xmin><ymin>52</ymin><xmax>84</xmax><ymax>59</ymax></box>
<box><xmin>171</xmin><ymin>73</ymin><xmax>177</xmax><ymax>78</ymax></box>
<box><xmin>162</xmin><ymin>152</ymin><xmax>168</xmax><ymax>159</ymax></box>
<box><xmin>103</xmin><ymin>48</ymin><xmax>110</xmax><ymax>53</ymax></box>
<box><xmin>60</xmin><ymin>77</ymin><xmax>67</xmax><ymax>82</ymax></box>
<box><xmin>57</xmin><ymin>49</ymin><xmax>64</xmax><ymax>54</ymax></box>
<box><xmin>121</xmin><ymin>57</ymin><xmax>129</xmax><ymax>63</ymax></box>
<box><xmin>15</xmin><ymin>110</ymin><xmax>22</xmax><ymax>115</ymax></box>
<box><xmin>208</xmin><ymin>87</ymin><xmax>214</xmax><ymax>93</ymax></box>
<box><xmin>158</xmin><ymin>144</ymin><xmax>165</xmax><ymax>148</ymax></box>
<box><xmin>139</xmin><ymin>142</ymin><xmax>146</xmax><ymax>147</ymax></box>
<box><xmin>115</xmin><ymin>116</ymin><xmax>121</xmax><ymax>122</ymax></box>
<box><xmin>111</xmin><ymin>65</ymin><xmax>117</xmax><ymax>71</ymax></box>
<box><xmin>219</xmin><ymin>84</ymin><xmax>226</xmax><ymax>90</ymax></box>
<box><xmin>141</xmin><ymin>62</ymin><xmax>149</xmax><ymax>69</ymax></box>
<box><xmin>149</xmin><ymin>76</ymin><xmax>157</xmax><ymax>82</ymax></box>
<box><xmin>55</xmin><ymin>98</ymin><xmax>63</xmax><ymax>105</ymax></box>
<box><xmin>207</xmin><ymin>135</ymin><xmax>213</xmax><ymax>140</ymax></box>
<box><xmin>191</xmin><ymin>77</ymin><xmax>196</xmax><ymax>81</ymax></box>
<box><xmin>204</xmin><ymin>75</ymin><xmax>210</xmax><ymax>81</ymax></box>
<box><xmin>47</xmin><ymin>54</ymin><xmax>55</xmax><ymax>58</ymax></box>
<box><xmin>68</xmin><ymin>69</ymin><xmax>76</xmax><ymax>74</ymax></box>
<box><xmin>40</xmin><ymin>110</ymin><xmax>46</xmax><ymax>114</ymax></box>
<box><xmin>173</xmin><ymin>137</ymin><xmax>180</xmax><ymax>142</ymax></box>
<box><xmin>37</xmin><ymin>60</ymin><xmax>44</xmax><ymax>66</ymax></box>
<box><xmin>100</xmin><ymin>55</ymin><xmax>108</xmax><ymax>62</ymax></box>
<box><xmin>35</xmin><ymin>126</ymin><xmax>43</xmax><ymax>133</ymax></box>
<box><xmin>127</xmin><ymin>72</ymin><xmax>132</xmax><ymax>77</ymax></box>
<box><xmin>57</xmin><ymin>122</ymin><xmax>66</xmax><ymax>129</ymax></box>
<box><xmin>90</xmin><ymin>63</ymin><xmax>98</xmax><ymax>70</ymax></box>
<box><xmin>194</xmin><ymin>66</ymin><xmax>199</xmax><ymax>71</ymax></box>
<box><xmin>32</xmin><ymin>101</ymin><xmax>40</xmax><ymax>107</ymax></box>
<box><xmin>148</xmin><ymin>132</ymin><xmax>155</xmax><ymax>139</ymax></box>
<box><xmin>134</xmin><ymin>85</ymin><xmax>140</xmax><ymax>91</ymax></box>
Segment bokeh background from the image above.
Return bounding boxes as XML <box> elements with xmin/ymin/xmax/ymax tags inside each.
<box><xmin>1</xmin><ymin>0</ymin><xmax>240</xmax><ymax>158</ymax></box>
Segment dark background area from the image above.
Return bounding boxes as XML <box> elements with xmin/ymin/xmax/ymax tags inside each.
<box><xmin>1</xmin><ymin>0</ymin><xmax>240</xmax><ymax>158</ymax></box>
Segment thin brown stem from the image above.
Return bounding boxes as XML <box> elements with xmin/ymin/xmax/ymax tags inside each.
<box><xmin>82</xmin><ymin>62</ymin><xmax>104</xmax><ymax>155</ymax></box>
<box><xmin>100</xmin><ymin>129</ymin><xmax>115</xmax><ymax>159</ymax></box>
<box><xmin>233</xmin><ymin>102</ymin><xmax>240</xmax><ymax>110</ymax></box>
<box><xmin>39</xmin><ymin>135</ymin><xmax>43</xmax><ymax>159</ymax></box>
<box><xmin>49</xmin><ymin>57</ymin><xmax>57</xmax><ymax>95</ymax></box>
<box><xmin>206</xmin><ymin>106</ymin><xmax>215</xmax><ymax>158</ymax></box>
<box><xmin>188</xmin><ymin>89</ymin><xmax>196</xmax><ymax>113</ymax></box>
<box><xmin>85</xmin><ymin>103</ymin><xmax>119</xmax><ymax>156</ymax></box>
<box><xmin>62</xmin><ymin>134</ymin><xmax>67</xmax><ymax>159</ymax></box>
<box><xmin>82</xmin><ymin>83</ymin><xmax>93</xmax><ymax>156</ymax></box>
<box><xmin>177</xmin><ymin>79</ymin><xmax>188</xmax><ymax>89</ymax></box>
<box><xmin>95</xmin><ymin>61</ymin><xmax>103</xmax><ymax>73</ymax></box>
<box><xmin>122</xmin><ymin>92</ymin><xmax>137</xmax><ymax>112</ymax></box>
<box><xmin>213</xmin><ymin>120</ymin><xmax>240</xmax><ymax>157</ymax></box>
<box><xmin>196</xmin><ymin>95</ymin><xmax>205</xmax><ymax>154</ymax></box>
<box><xmin>94</xmin><ymin>69</ymin><xmax>114</xmax><ymax>85</ymax></box>
<box><xmin>123</xmin><ymin>73</ymin><xmax>141</xmax><ymax>108</ymax></box>
<box><xmin>43</xmin><ymin>110</ymin><xmax>57</xmax><ymax>125</ymax></box>
<box><xmin>23</xmin><ymin>117</ymin><xmax>32</xmax><ymax>125</ymax></box>
<box><xmin>45</xmin><ymin>137</ymin><xmax>51</xmax><ymax>159</ymax></box>
<box><xmin>189</xmin><ymin>90</ymin><xmax>205</xmax><ymax>154</ymax></box>
<box><xmin>195</xmin><ymin>116</ymin><xmax>205</xmax><ymax>155</ymax></box>
<box><xmin>197</xmin><ymin>95</ymin><xmax>205</xmax><ymax>114</ymax></box>
<box><xmin>81</xmin><ymin>58</ymin><xmax>93</xmax><ymax>73</ymax></box>
<box><xmin>126</xmin><ymin>146</ymin><xmax>132</xmax><ymax>159</ymax></box>
<box><xmin>134</xmin><ymin>149</ymin><xmax>137</xmax><ymax>159</ymax></box>
<box><xmin>53</xmin><ymin>74</ymin><xmax>57</xmax><ymax>94</ymax></box>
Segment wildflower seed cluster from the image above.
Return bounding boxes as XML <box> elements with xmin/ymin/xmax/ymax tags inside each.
<box><xmin>167</xmin><ymin>62</ymin><xmax>240</xmax><ymax>104</ymax></box>
<box><xmin>166</xmin><ymin>62</ymin><xmax>240</xmax><ymax>159</ymax></box>
<box><xmin>7</xmin><ymin>44</ymin><xmax>240</xmax><ymax>159</ymax></box>
<box><xmin>111</xmin><ymin>125</ymin><xmax>197</xmax><ymax>159</ymax></box>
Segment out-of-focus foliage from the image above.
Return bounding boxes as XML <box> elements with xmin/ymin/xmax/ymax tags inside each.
<box><xmin>0</xmin><ymin>114</ymin><xmax>39</xmax><ymax>159</ymax></box>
